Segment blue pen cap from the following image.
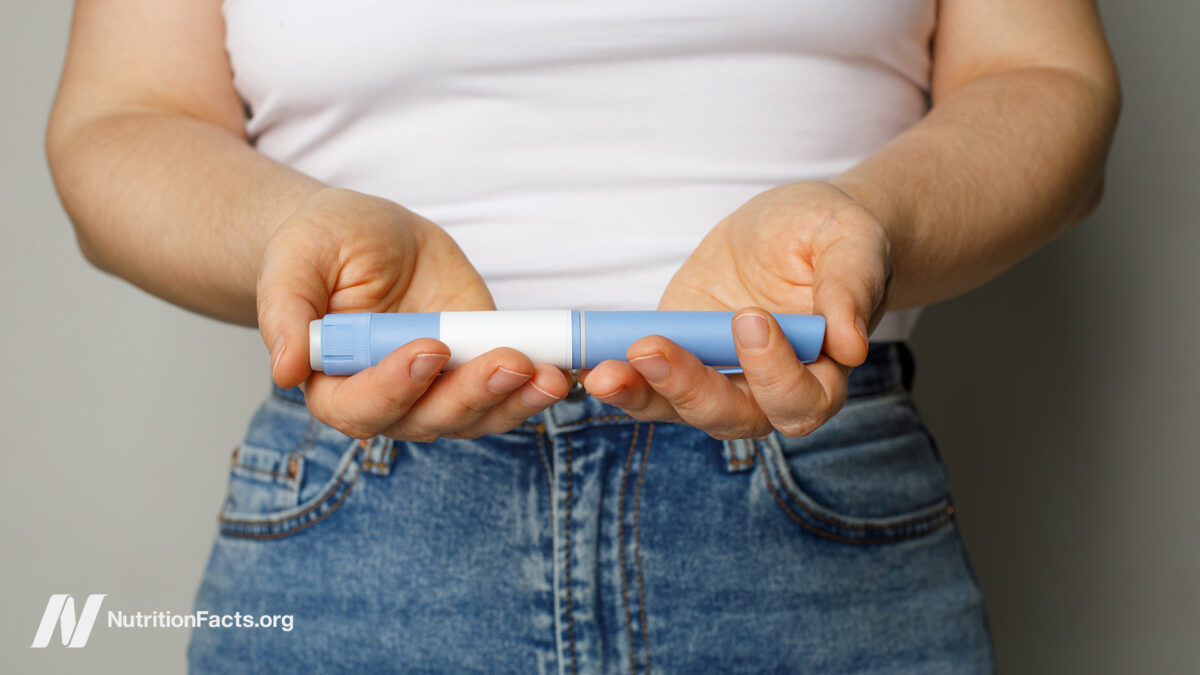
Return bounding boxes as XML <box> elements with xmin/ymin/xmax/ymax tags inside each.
<box><xmin>318</xmin><ymin>313</ymin><xmax>373</xmax><ymax>375</ymax></box>
<box><xmin>313</xmin><ymin>313</ymin><xmax>443</xmax><ymax>375</ymax></box>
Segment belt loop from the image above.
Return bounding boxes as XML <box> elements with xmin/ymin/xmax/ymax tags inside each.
<box><xmin>360</xmin><ymin>435</ymin><xmax>397</xmax><ymax>476</ymax></box>
<box><xmin>722</xmin><ymin>437</ymin><xmax>757</xmax><ymax>473</ymax></box>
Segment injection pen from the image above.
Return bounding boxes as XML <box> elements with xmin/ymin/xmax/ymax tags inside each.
<box><xmin>308</xmin><ymin>311</ymin><xmax>825</xmax><ymax>376</ymax></box>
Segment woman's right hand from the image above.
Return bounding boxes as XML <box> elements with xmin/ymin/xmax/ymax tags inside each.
<box><xmin>257</xmin><ymin>188</ymin><xmax>571</xmax><ymax>441</ymax></box>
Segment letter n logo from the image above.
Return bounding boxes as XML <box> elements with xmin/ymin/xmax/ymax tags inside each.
<box><xmin>30</xmin><ymin>594</ymin><xmax>107</xmax><ymax>648</ymax></box>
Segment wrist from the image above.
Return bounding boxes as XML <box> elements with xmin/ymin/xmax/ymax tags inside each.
<box><xmin>826</xmin><ymin>177</ymin><xmax>901</xmax><ymax>240</ymax></box>
<box><xmin>826</xmin><ymin>177</ymin><xmax>910</xmax><ymax>310</ymax></box>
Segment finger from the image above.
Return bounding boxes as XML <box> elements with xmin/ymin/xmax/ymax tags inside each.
<box><xmin>446</xmin><ymin>363</ymin><xmax>572</xmax><ymax>439</ymax></box>
<box><xmin>812</xmin><ymin>236</ymin><xmax>888</xmax><ymax>367</ymax></box>
<box><xmin>304</xmin><ymin>338</ymin><xmax>450</xmax><ymax>438</ymax></box>
<box><xmin>256</xmin><ymin>228</ymin><xmax>333</xmax><ymax>388</ymax></box>
<box><xmin>625</xmin><ymin>336</ymin><xmax>769</xmax><ymax>440</ymax></box>
<box><xmin>580</xmin><ymin>360</ymin><xmax>684</xmax><ymax>423</ymax></box>
<box><xmin>383</xmin><ymin>348</ymin><xmax>536</xmax><ymax>440</ymax></box>
<box><xmin>732</xmin><ymin>309</ymin><xmax>849</xmax><ymax>438</ymax></box>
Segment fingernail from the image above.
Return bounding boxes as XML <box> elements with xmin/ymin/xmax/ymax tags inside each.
<box><xmin>630</xmin><ymin>354</ymin><xmax>670</xmax><ymax>382</ymax></box>
<box><xmin>410</xmin><ymin>353</ymin><xmax>449</xmax><ymax>382</ymax></box>
<box><xmin>487</xmin><ymin>366</ymin><xmax>532</xmax><ymax>394</ymax></box>
<box><xmin>733</xmin><ymin>314</ymin><xmax>769</xmax><ymax>351</ymax></box>
<box><xmin>270</xmin><ymin>335</ymin><xmax>287</xmax><ymax>380</ymax></box>
<box><xmin>855</xmin><ymin>315</ymin><xmax>869</xmax><ymax>343</ymax></box>
<box><xmin>520</xmin><ymin>381</ymin><xmax>562</xmax><ymax>408</ymax></box>
<box><xmin>595</xmin><ymin>386</ymin><xmax>630</xmax><ymax>406</ymax></box>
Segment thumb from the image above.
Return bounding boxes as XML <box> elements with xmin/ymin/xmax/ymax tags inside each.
<box><xmin>811</xmin><ymin>238</ymin><xmax>887</xmax><ymax>368</ymax></box>
<box><xmin>256</xmin><ymin>233</ymin><xmax>330</xmax><ymax>388</ymax></box>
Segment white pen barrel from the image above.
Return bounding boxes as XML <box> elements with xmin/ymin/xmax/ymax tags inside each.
<box><xmin>439</xmin><ymin>310</ymin><xmax>575</xmax><ymax>370</ymax></box>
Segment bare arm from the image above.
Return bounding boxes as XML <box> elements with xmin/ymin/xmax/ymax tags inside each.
<box><xmin>47</xmin><ymin>0</ymin><xmax>322</xmax><ymax>325</ymax></box>
<box><xmin>582</xmin><ymin>0</ymin><xmax>1121</xmax><ymax>439</ymax></box>
<box><xmin>47</xmin><ymin>0</ymin><xmax>573</xmax><ymax>441</ymax></box>
<box><xmin>832</xmin><ymin>0</ymin><xmax>1121</xmax><ymax>310</ymax></box>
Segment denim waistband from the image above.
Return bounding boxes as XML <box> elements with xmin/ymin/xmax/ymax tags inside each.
<box><xmin>271</xmin><ymin>341</ymin><xmax>914</xmax><ymax>425</ymax></box>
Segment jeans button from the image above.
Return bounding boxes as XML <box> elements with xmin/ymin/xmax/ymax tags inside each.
<box><xmin>564</xmin><ymin>377</ymin><xmax>588</xmax><ymax>402</ymax></box>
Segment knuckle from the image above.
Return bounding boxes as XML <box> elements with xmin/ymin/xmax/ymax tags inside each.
<box><xmin>708</xmin><ymin>418</ymin><xmax>760</xmax><ymax>441</ymax></box>
<box><xmin>304</xmin><ymin>398</ymin><xmax>328</xmax><ymax>424</ymax></box>
<box><xmin>451</xmin><ymin>397</ymin><xmax>494</xmax><ymax>419</ymax></box>
<box><xmin>466</xmin><ymin>421</ymin><xmax>508</xmax><ymax>439</ymax></box>
<box><xmin>402</xmin><ymin>428</ymin><xmax>441</xmax><ymax>444</ymax></box>
<box><xmin>625</xmin><ymin>407</ymin><xmax>667</xmax><ymax>422</ymax></box>
<box><xmin>704</xmin><ymin>426</ymin><xmax>734</xmax><ymax>441</ymax></box>
<box><xmin>622</xmin><ymin>399</ymin><xmax>677</xmax><ymax>423</ymax></box>
<box><xmin>826</xmin><ymin>388</ymin><xmax>848</xmax><ymax>414</ymax></box>
<box><xmin>370</xmin><ymin>379</ymin><xmax>413</xmax><ymax>414</ymax></box>
<box><xmin>668</xmin><ymin>382</ymin><xmax>715</xmax><ymax>415</ymax></box>
<box><xmin>775</xmin><ymin>417</ymin><xmax>818</xmax><ymax>438</ymax></box>
<box><xmin>706</xmin><ymin>426</ymin><xmax>742</xmax><ymax>442</ymax></box>
<box><xmin>339</xmin><ymin>421</ymin><xmax>375</xmax><ymax>440</ymax></box>
<box><xmin>444</xmin><ymin>429</ymin><xmax>481</xmax><ymax>440</ymax></box>
<box><xmin>752</xmin><ymin>420</ymin><xmax>777</xmax><ymax>439</ymax></box>
<box><xmin>751</xmin><ymin>366</ymin><xmax>796</xmax><ymax>397</ymax></box>
<box><xmin>313</xmin><ymin>407</ymin><xmax>363</xmax><ymax>439</ymax></box>
<box><xmin>745</xmin><ymin>419</ymin><xmax>774</xmax><ymax>440</ymax></box>
<box><xmin>490</xmin><ymin>408</ymin><xmax>535</xmax><ymax>435</ymax></box>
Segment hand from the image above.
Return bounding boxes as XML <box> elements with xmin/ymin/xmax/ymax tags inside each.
<box><xmin>258</xmin><ymin>188</ymin><xmax>571</xmax><ymax>441</ymax></box>
<box><xmin>579</xmin><ymin>182</ymin><xmax>892</xmax><ymax>440</ymax></box>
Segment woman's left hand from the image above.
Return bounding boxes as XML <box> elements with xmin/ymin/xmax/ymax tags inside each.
<box><xmin>579</xmin><ymin>181</ymin><xmax>893</xmax><ymax>439</ymax></box>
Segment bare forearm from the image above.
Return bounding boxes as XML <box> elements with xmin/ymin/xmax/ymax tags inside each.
<box><xmin>47</xmin><ymin>109</ymin><xmax>323</xmax><ymax>325</ymax></box>
<box><xmin>833</xmin><ymin>66</ymin><xmax>1120</xmax><ymax>310</ymax></box>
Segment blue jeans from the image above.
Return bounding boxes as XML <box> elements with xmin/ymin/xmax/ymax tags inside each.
<box><xmin>188</xmin><ymin>343</ymin><xmax>993</xmax><ymax>673</ymax></box>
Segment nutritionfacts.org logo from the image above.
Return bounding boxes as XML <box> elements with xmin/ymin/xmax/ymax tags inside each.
<box><xmin>30</xmin><ymin>594</ymin><xmax>294</xmax><ymax>648</ymax></box>
<box><xmin>30</xmin><ymin>594</ymin><xmax>107</xmax><ymax>648</ymax></box>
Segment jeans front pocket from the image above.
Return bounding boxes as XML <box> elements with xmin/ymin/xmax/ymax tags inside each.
<box><xmin>756</xmin><ymin>390</ymin><xmax>956</xmax><ymax>544</ymax></box>
<box><xmin>218</xmin><ymin>394</ymin><xmax>364</xmax><ymax>540</ymax></box>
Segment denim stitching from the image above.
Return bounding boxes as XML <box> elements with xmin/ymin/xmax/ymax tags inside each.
<box><xmin>757</xmin><ymin>445</ymin><xmax>953</xmax><ymax>545</ymax></box>
<box><xmin>230</xmin><ymin>464</ymin><xmax>297</xmax><ymax>484</ymax></box>
<box><xmin>218</xmin><ymin>444</ymin><xmax>360</xmax><ymax>528</ymax></box>
<box><xmin>762</xmin><ymin>436</ymin><xmax>953</xmax><ymax>532</ymax></box>
<box><xmin>563</xmin><ymin>434</ymin><xmax>579</xmax><ymax>675</ymax></box>
<box><xmin>297</xmin><ymin>423</ymin><xmax>327</xmax><ymax>459</ymax></box>
<box><xmin>219</xmin><ymin>468</ymin><xmax>361</xmax><ymax>541</ymax></box>
<box><xmin>634</xmin><ymin>424</ymin><xmax>653</xmax><ymax>674</ymax></box>
<box><xmin>551</xmin><ymin>414</ymin><xmax>634</xmax><ymax>430</ymax></box>
<box><xmin>763</xmin><ymin>440</ymin><xmax>953</xmax><ymax>534</ymax></box>
<box><xmin>617</xmin><ymin>424</ymin><xmax>641</xmax><ymax>675</ymax></box>
<box><xmin>218</xmin><ymin>441</ymin><xmax>362</xmax><ymax>535</ymax></box>
<box><xmin>292</xmin><ymin>418</ymin><xmax>317</xmax><ymax>455</ymax></box>
<box><xmin>229</xmin><ymin>448</ymin><xmax>297</xmax><ymax>483</ymax></box>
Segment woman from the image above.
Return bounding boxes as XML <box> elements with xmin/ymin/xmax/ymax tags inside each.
<box><xmin>48</xmin><ymin>0</ymin><xmax>1119</xmax><ymax>671</ymax></box>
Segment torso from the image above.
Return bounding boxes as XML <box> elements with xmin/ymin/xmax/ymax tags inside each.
<box><xmin>224</xmin><ymin>0</ymin><xmax>934</xmax><ymax>338</ymax></box>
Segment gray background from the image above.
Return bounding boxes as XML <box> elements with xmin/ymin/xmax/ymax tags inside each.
<box><xmin>2</xmin><ymin>1</ymin><xmax>1195</xmax><ymax>672</ymax></box>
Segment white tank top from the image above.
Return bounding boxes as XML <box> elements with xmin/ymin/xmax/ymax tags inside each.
<box><xmin>224</xmin><ymin>0</ymin><xmax>933</xmax><ymax>341</ymax></box>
